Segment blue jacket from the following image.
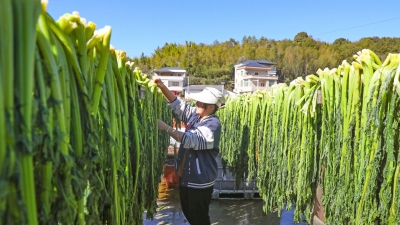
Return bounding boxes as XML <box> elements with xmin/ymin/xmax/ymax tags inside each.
<box><xmin>169</xmin><ymin>98</ymin><xmax>221</xmax><ymax>189</ymax></box>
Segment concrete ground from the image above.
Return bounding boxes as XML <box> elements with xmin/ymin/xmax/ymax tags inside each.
<box><xmin>143</xmin><ymin>180</ymin><xmax>309</xmax><ymax>225</ymax></box>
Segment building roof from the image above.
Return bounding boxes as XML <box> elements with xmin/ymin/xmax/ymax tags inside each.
<box><xmin>239</xmin><ymin>61</ymin><xmax>270</xmax><ymax>69</ymax></box>
<box><xmin>253</xmin><ymin>59</ymin><xmax>276</xmax><ymax>65</ymax></box>
<box><xmin>153</xmin><ymin>67</ymin><xmax>186</xmax><ymax>72</ymax></box>
<box><xmin>235</xmin><ymin>59</ymin><xmax>276</xmax><ymax>67</ymax></box>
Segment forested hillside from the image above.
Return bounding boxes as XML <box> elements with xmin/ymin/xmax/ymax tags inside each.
<box><xmin>131</xmin><ymin>32</ymin><xmax>400</xmax><ymax>90</ymax></box>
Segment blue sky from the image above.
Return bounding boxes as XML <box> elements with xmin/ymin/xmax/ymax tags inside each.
<box><xmin>47</xmin><ymin>0</ymin><xmax>400</xmax><ymax>59</ymax></box>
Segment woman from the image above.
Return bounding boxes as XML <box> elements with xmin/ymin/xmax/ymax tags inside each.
<box><xmin>155</xmin><ymin>78</ymin><xmax>225</xmax><ymax>225</ymax></box>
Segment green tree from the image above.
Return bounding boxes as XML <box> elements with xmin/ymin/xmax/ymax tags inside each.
<box><xmin>131</xmin><ymin>34</ymin><xmax>400</xmax><ymax>87</ymax></box>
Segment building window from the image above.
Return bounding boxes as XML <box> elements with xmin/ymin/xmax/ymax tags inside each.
<box><xmin>255</xmin><ymin>73</ymin><xmax>258</xmax><ymax>75</ymax></box>
<box><xmin>269</xmin><ymin>80</ymin><xmax>275</xmax><ymax>86</ymax></box>
<box><xmin>177</xmin><ymin>73</ymin><xmax>182</xmax><ymax>76</ymax></box>
<box><xmin>241</xmin><ymin>71</ymin><xmax>243</xmax><ymax>76</ymax></box>
<box><xmin>171</xmin><ymin>82</ymin><xmax>179</xmax><ymax>86</ymax></box>
<box><xmin>260</xmin><ymin>83</ymin><xmax>265</xmax><ymax>87</ymax></box>
<box><xmin>244</xmin><ymin>80</ymin><xmax>248</xmax><ymax>87</ymax></box>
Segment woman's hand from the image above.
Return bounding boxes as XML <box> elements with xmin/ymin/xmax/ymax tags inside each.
<box><xmin>154</xmin><ymin>78</ymin><xmax>162</xmax><ymax>87</ymax></box>
<box><xmin>153</xmin><ymin>78</ymin><xmax>176</xmax><ymax>103</ymax></box>
<box><xmin>158</xmin><ymin>119</ymin><xmax>184</xmax><ymax>142</ymax></box>
<box><xmin>157</xmin><ymin>119</ymin><xmax>169</xmax><ymax>131</ymax></box>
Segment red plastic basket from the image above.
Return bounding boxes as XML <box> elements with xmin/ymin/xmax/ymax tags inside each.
<box><xmin>163</xmin><ymin>165</ymin><xmax>180</xmax><ymax>188</ymax></box>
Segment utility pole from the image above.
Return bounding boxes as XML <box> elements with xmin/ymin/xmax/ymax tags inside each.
<box><xmin>187</xmin><ymin>76</ymin><xmax>190</xmax><ymax>99</ymax></box>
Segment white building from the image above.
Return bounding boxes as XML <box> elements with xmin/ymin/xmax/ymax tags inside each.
<box><xmin>233</xmin><ymin>59</ymin><xmax>278</xmax><ymax>94</ymax></box>
<box><xmin>153</xmin><ymin>67</ymin><xmax>188</xmax><ymax>96</ymax></box>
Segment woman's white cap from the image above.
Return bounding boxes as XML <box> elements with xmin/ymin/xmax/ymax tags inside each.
<box><xmin>188</xmin><ymin>87</ymin><xmax>225</xmax><ymax>108</ymax></box>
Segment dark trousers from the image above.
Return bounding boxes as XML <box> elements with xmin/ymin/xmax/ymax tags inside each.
<box><xmin>179</xmin><ymin>185</ymin><xmax>213</xmax><ymax>225</ymax></box>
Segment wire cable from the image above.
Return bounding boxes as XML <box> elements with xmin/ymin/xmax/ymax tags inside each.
<box><xmin>312</xmin><ymin>16</ymin><xmax>400</xmax><ymax>36</ymax></box>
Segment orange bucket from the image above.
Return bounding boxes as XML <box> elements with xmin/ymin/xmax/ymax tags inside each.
<box><xmin>163</xmin><ymin>165</ymin><xmax>180</xmax><ymax>188</ymax></box>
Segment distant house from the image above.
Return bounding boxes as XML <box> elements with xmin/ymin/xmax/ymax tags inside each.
<box><xmin>233</xmin><ymin>59</ymin><xmax>278</xmax><ymax>94</ymax></box>
<box><xmin>153</xmin><ymin>67</ymin><xmax>188</xmax><ymax>96</ymax></box>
